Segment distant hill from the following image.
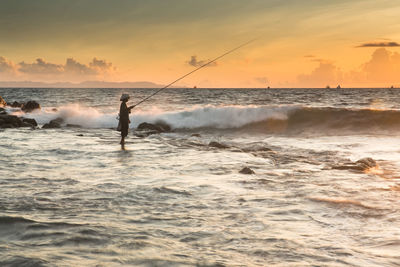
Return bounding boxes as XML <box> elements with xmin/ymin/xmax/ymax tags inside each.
<box><xmin>0</xmin><ymin>80</ymin><xmax>175</xmax><ymax>88</ymax></box>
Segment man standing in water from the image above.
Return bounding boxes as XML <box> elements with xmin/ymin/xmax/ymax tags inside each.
<box><xmin>118</xmin><ymin>94</ymin><xmax>135</xmax><ymax>148</ymax></box>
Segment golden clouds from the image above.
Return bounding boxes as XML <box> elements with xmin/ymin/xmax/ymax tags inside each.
<box><xmin>362</xmin><ymin>48</ymin><xmax>400</xmax><ymax>82</ymax></box>
<box><xmin>297</xmin><ymin>48</ymin><xmax>400</xmax><ymax>87</ymax></box>
<box><xmin>0</xmin><ymin>56</ymin><xmax>17</xmax><ymax>74</ymax></box>
<box><xmin>0</xmin><ymin>57</ymin><xmax>115</xmax><ymax>82</ymax></box>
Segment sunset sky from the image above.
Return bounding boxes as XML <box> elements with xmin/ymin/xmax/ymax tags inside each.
<box><xmin>1</xmin><ymin>0</ymin><xmax>400</xmax><ymax>87</ymax></box>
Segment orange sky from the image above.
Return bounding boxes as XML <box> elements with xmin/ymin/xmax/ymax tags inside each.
<box><xmin>0</xmin><ymin>0</ymin><xmax>400</xmax><ymax>87</ymax></box>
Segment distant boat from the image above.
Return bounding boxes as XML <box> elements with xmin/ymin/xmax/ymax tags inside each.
<box><xmin>267</xmin><ymin>86</ymin><xmax>270</xmax><ymax>89</ymax></box>
<box><xmin>391</xmin><ymin>85</ymin><xmax>394</xmax><ymax>89</ymax></box>
<box><xmin>326</xmin><ymin>85</ymin><xmax>330</xmax><ymax>89</ymax></box>
<box><xmin>193</xmin><ymin>86</ymin><xmax>197</xmax><ymax>89</ymax></box>
<box><xmin>337</xmin><ymin>85</ymin><xmax>341</xmax><ymax>89</ymax></box>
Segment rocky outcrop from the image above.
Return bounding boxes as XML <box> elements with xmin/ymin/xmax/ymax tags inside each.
<box><xmin>21</xmin><ymin>101</ymin><xmax>41</xmax><ymax>112</ymax></box>
<box><xmin>0</xmin><ymin>96</ymin><xmax>6</xmax><ymax>107</ymax></box>
<box><xmin>332</xmin><ymin>157</ymin><xmax>377</xmax><ymax>172</ymax></box>
<box><xmin>22</xmin><ymin>118</ymin><xmax>38</xmax><ymax>127</ymax></box>
<box><xmin>9</xmin><ymin>101</ymin><xmax>23</xmax><ymax>108</ymax></box>
<box><xmin>0</xmin><ymin>108</ymin><xmax>6</xmax><ymax>115</ymax></box>
<box><xmin>209</xmin><ymin>141</ymin><xmax>230</xmax><ymax>149</ymax></box>
<box><xmin>42</xmin><ymin>117</ymin><xmax>64</xmax><ymax>129</ymax></box>
<box><xmin>0</xmin><ymin>114</ymin><xmax>22</xmax><ymax>128</ymax></box>
<box><xmin>137</xmin><ymin>121</ymin><xmax>171</xmax><ymax>133</ymax></box>
<box><xmin>239</xmin><ymin>167</ymin><xmax>255</xmax><ymax>175</ymax></box>
<box><xmin>0</xmin><ymin>114</ymin><xmax>37</xmax><ymax>128</ymax></box>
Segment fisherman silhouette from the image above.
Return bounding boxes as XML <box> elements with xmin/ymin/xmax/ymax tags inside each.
<box><xmin>118</xmin><ymin>94</ymin><xmax>135</xmax><ymax>148</ymax></box>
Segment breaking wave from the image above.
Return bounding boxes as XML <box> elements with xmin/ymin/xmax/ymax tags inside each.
<box><xmin>10</xmin><ymin>104</ymin><xmax>400</xmax><ymax>133</ymax></box>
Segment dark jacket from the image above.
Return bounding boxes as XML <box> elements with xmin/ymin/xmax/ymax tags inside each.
<box><xmin>119</xmin><ymin>101</ymin><xmax>130</xmax><ymax>124</ymax></box>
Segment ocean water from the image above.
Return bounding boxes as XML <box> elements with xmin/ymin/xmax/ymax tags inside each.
<box><xmin>0</xmin><ymin>88</ymin><xmax>399</xmax><ymax>266</ymax></box>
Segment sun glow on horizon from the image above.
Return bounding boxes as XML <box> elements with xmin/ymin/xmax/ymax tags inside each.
<box><xmin>0</xmin><ymin>0</ymin><xmax>400</xmax><ymax>88</ymax></box>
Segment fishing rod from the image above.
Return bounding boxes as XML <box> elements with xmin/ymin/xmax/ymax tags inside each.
<box><xmin>132</xmin><ymin>39</ymin><xmax>256</xmax><ymax>108</ymax></box>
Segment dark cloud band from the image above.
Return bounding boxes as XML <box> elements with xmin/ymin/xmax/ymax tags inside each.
<box><xmin>187</xmin><ymin>56</ymin><xmax>217</xmax><ymax>68</ymax></box>
<box><xmin>356</xmin><ymin>42</ymin><xmax>400</xmax><ymax>48</ymax></box>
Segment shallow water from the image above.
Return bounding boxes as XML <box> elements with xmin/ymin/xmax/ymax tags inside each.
<box><xmin>0</xmin><ymin>88</ymin><xmax>399</xmax><ymax>266</ymax></box>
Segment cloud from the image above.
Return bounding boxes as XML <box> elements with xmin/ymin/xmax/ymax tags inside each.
<box><xmin>0</xmin><ymin>56</ymin><xmax>115</xmax><ymax>82</ymax></box>
<box><xmin>19</xmin><ymin>58</ymin><xmax>63</xmax><ymax>74</ymax></box>
<box><xmin>19</xmin><ymin>57</ymin><xmax>114</xmax><ymax>76</ymax></box>
<box><xmin>361</xmin><ymin>48</ymin><xmax>400</xmax><ymax>82</ymax></box>
<box><xmin>297</xmin><ymin>48</ymin><xmax>400</xmax><ymax>87</ymax></box>
<box><xmin>297</xmin><ymin>62</ymin><xmax>342</xmax><ymax>87</ymax></box>
<box><xmin>187</xmin><ymin>56</ymin><xmax>217</xmax><ymax>67</ymax></box>
<box><xmin>0</xmin><ymin>56</ymin><xmax>17</xmax><ymax>73</ymax></box>
<box><xmin>89</xmin><ymin>57</ymin><xmax>114</xmax><ymax>72</ymax></box>
<box><xmin>356</xmin><ymin>42</ymin><xmax>400</xmax><ymax>48</ymax></box>
<box><xmin>65</xmin><ymin>58</ymin><xmax>97</xmax><ymax>75</ymax></box>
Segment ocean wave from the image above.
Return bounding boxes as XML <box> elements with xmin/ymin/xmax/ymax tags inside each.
<box><xmin>10</xmin><ymin>104</ymin><xmax>400</xmax><ymax>133</ymax></box>
<box><xmin>308</xmin><ymin>197</ymin><xmax>377</xmax><ymax>210</ymax></box>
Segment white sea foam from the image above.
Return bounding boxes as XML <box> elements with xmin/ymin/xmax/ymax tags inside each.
<box><xmin>10</xmin><ymin>104</ymin><xmax>297</xmax><ymax>129</ymax></box>
<box><xmin>132</xmin><ymin>105</ymin><xmax>295</xmax><ymax>129</ymax></box>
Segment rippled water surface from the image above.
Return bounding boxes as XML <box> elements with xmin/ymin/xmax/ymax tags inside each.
<box><xmin>0</xmin><ymin>88</ymin><xmax>399</xmax><ymax>266</ymax></box>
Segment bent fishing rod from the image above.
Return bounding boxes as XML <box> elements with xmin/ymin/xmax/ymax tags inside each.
<box><xmin>132</xmin><ymin>39</ymin><xmax>256</xmax><ymax>108</ymax></box>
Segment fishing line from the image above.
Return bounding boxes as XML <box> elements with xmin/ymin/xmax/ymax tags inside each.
<box><xmin>132</xmin><ymin>39</ymin><xmax>256</xmax><ymax>108</ymax></box>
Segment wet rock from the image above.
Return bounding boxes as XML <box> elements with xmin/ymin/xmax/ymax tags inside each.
<box><xmin>355</xmin><ymin>157</ymin><xmax>377</xmax><ymax>169</ymax></box>
<box><xmin>42</xmin><ymin>117</ymin><xmax>64</xmax><ymax>129</ymax></box>
<box><xmin>191</xmin><ymin>133</ymin><xmax>201</xmax><ymax>137</ymax></box>
<box><xmin>0</xmin><ymin>114</ymin><xmax>23</xmax><ymax>128</ymax></box>
<box><xmin>77</xmin><ymin>134</ymin><xmax>84</xmax><ymax>137</ymax></box>
<box><xmin>9</xmin><ymin>101</ymin><xmax>23</xmax><ymax>108</ymax></box>
<box><xmin>209</xmin><ymin>141</ymin><xmax>230</xmax><ymax>149</ymax></box>
<box><xmin>21</xmin><ymin>100</ymin><xmax>41</xmax><ymax>112</ymax></box>
<box><xmin>154</xmin><ymin>120</ymin><xmax>171</xmax><ymax>132</ymax></box>
<box><xmin>137</xmin><ymin>122</ymin><xmax>163</xmax><ymax>132</ymax></box>
<box><xmin>0</xmin><ymin>96</ymin><xmax>6</xmax><ymax>107</ymax></box>
<box><xmin>239</xmin><ymin>167</ymin><xmax>255</xmax><ymax>175</ymax></box>
<box><xmin>0</xmin><ymin>108</ymin><xmax>6</xmax><ymax>115</ymax></box>
<box><xmin>332</xmin><ymin>157</ymin><xmax>377</xmax><ymax>172</ymax></box>
<box><xmin>22</xmin><ymin>118</ymin><xmax>38</xmax><ymax>127</ymax></box>
<box><xmin>137</xmin><ymin>121</ymin><xmax>171</xmax><ymax>133</ymax></box>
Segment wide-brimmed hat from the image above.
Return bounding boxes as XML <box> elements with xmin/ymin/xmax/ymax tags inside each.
<box><xmin>120</xmin><ymin>94</ymin><xmax>130</xmax><ymax>101</ymax></box>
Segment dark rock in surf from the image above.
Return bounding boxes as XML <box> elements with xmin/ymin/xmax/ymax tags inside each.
<box><xmin>191</xmin><ymin>133</ymin><xmax>201</xmax><ymax>137</ymax></box>
<box><xmin>137</xmin><ymin>122</ymin><xmax>170</xmax><ymax>133</ymax></box>
<box><xmin>9</xmin><ymin>101</ymin><xmax>23</xmax><ymax>108</ymax></box>
<box><xmin>154</xmin><ymin>120</ymin><xmax>171</xmax><ymax>132</ymax></box>
<box><xmin>42</xmin><ymin>117</ymin><xmax>64</xmax><ymax>129</ymax></box>
<box><xmin>209</xmin><ymin>141</ymin><xmax>230</xmax><ymax>149</ymax></box>
<box><xmin>332</xmin><ymin>157</ymin><xmax>377</xmax><ymax>172</ymax></box>
<box><xmin>0</xmin><ymin>96</ymin><xmax>6</xmax><ymax>107</ymax></box>
<box><xmin>0</xmin><ymin>108</ymin><xmax>6</xmax><ymax>115</ymax></box>
<box><xmin>355</xmin><ymin>157</ymin><xmax>377</xmax><ymax>170</ymax></box>
<box><xmin>22</xmin><ymin>118</ymin><xmax>38</xmax><ymax>127</ymax></box>
<box><xmin>21</xmin><ymin>100</ymin><xmax>41</xmax><ymax>112</ymax></box>
<box><xmin>0</xmin><ymin>114</ymin><xmax>23</xmax><ymax>128</ymax></box>
<box><xmin>239</xmin><ymin>167</ymin><xmax>255</xmax><ymax>175</ymax></box>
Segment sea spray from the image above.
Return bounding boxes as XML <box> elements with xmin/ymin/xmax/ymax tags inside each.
<box><xmin>8</xmin><ymin>104</ymin><xmax>400</xmax><ymax>133</ymax></box>
<box><xmin>9</xmin><ymin>104</ymin><xmax>296</xmax><ymax>129</ymax></box>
